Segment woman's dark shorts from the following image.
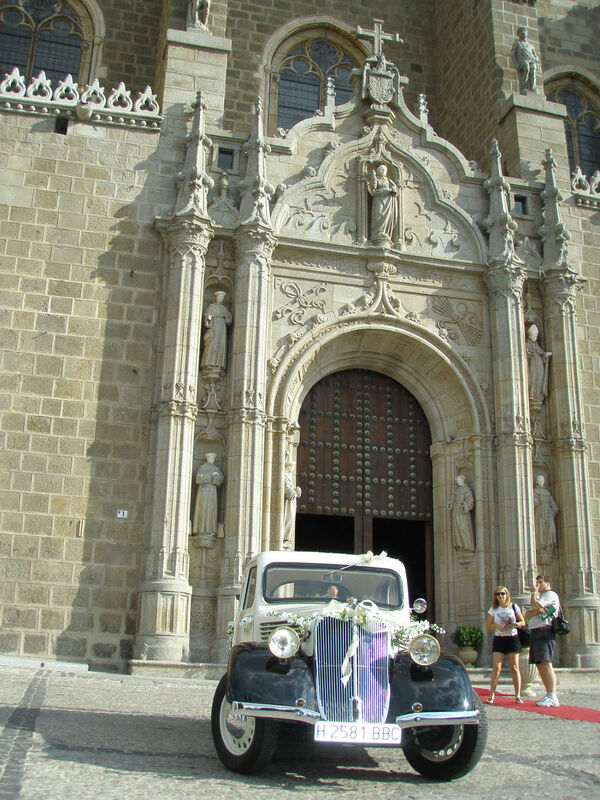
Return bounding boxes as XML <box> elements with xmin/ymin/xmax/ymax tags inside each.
<box><xmin>492</xmin><ymin>635</ymin><xmax>522</xmax><ymax>654</ymax></box>
<box><xmin>529</xmin><ymin>626</ymin><xmax>556</xmax><ymax>664</ymax></box>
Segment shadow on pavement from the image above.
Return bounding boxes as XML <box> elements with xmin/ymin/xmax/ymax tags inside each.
<box><xmin>4</xmin><ymin>705</ymin><xmax>437</xmax><ymax>786</ymax></box>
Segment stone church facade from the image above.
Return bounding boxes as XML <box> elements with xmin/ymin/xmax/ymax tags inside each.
<box><xmin>0</xmin><ymin>0</ymin><xmax>599</xmax><ymax>671</ymax></box>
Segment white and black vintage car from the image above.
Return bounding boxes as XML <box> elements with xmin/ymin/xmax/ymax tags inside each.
<box><xmin>211</xmin><ymin>551</ymin><xmax>487</xmax><ymax>780</ymax></box>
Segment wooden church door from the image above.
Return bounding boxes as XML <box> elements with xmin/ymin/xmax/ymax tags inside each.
<box><xmin>295</xmin><ymin>369</ymin><xmax>434</xmax><ymax>605</ymax></box>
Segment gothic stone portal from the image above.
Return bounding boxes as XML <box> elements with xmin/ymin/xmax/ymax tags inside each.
<box><xmin>295</xmin><ymin>369</ymin><xmax>434</xmax><ymax>606</ymax></box>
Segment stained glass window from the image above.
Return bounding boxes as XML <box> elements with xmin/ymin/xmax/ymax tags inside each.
<box><xmin>0</xmin><ymin>1</ymin><xmax>88</xmax><ymax>86</ymax></box>
<box><xmin>546</xmin><ymin>82</ymin><xmax>600</xmax><ymax>178</ymax></box>
<box><xmin>273</xmin><ymin>33</ymin><xmax>360</xmax><ymax>132</ymax></box>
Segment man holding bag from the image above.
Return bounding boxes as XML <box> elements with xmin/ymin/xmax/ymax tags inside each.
<box><xmin>525</xmin><ymin>574</ymin><xmax>560</xmax><ymax>707</ymax></box>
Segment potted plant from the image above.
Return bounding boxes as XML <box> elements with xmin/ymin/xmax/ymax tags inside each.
<box><xmin>451</xmin><ymin>624</ymin><xmax>484</xmax><ymax>667</ymax></box>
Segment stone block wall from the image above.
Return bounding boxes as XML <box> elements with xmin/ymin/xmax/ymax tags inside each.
<box><xmin>490</xmin><ymin>0</ymin><xmax>540</xmax><ymax>100</ymax></box>
<box><xmin>99</xmin><ymin>0</ymin><xmax>163</xmax><ymax>94</ymax></box>
<box><xmin>538</xmin><ymin>0</ymin><xmax>600</xmax><ymax>77</ymax></box>
<box><xmin>0</xmin><ymin>113</ymin><xmax>167</xmax><ymax>668</ymax></box>
<box><xmin>221</xmin><ymin>0</ymin><xmax>436</xmax><ymax>134</ymax></box>
<box><xmin>576</xmin><ymin>209</ymin><xmax>600</xmax><ymax>573</ymax></box>
<box><xmin>434</xmin><ymin>0</ymin><xmax>501</xmax><ymax>172</ymax></box>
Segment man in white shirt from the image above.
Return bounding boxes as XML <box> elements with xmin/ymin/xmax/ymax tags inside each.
<box><xmin>525</xmin><ymin>574</ymin><xmax>560</xmax><ymax>707</ymax></box>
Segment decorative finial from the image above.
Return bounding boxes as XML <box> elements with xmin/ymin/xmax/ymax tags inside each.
<box><xmin>174</xmin><ymin>90</ymin><xmax>214</xmax><ymax>215</ymax></box>
<box><xmin>483</xmin><ymin>140</ymin><xmax>519</xmax><ymax>265</ymax></box>
<box><xmin>540</xmin><ymin>148</ymin><xmax>570</xmax><ymax>271</ymax></box>
<box><xmin>239</xmin><ymin>96</ymin><xmax>274</xmax><ymax>227</ymax></box>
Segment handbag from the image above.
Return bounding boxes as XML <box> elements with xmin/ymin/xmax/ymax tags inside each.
<box><xmin>552</xmin><ymin>613</ymin><xmax>570</xmax><ymax>636</ymax></box>
<box><xmin>513</xmin><ymin>604</ymin><xmax>530</xmax><ymax>647</ymax></box>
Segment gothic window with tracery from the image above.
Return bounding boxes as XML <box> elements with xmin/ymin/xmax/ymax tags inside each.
<box><xmin>0</xmin><ymin>0</ymin><xmax>95</xmax><ymax>86</ymax></box>
<box><xmin>268</xmin><ymin>29</ymin><xmax>363</xmax><ymax>133</ymax></box>
<box><xmin>546</xmin><ymin>80</ymin><xmax>600</xmax><ymax>178</ymax></box>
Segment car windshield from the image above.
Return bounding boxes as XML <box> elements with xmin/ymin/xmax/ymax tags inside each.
<box><xmin>263</xmin><ymin>563</ymin><xmax>403</xmax><ymax>609</ymax></box>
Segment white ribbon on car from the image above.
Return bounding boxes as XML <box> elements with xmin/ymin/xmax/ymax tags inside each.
<box><xmin>341</xmin><ymin>626</ymin><xmax>360</xmax><ymax>686</ymax></box>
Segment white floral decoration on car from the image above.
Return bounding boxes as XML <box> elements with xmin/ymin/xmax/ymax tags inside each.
<box><xmin>266</xmin><ymin>598</ymin><xmax>444</xmax><ymax>649</ymax></box>
<box><xmin>266</xmin><ymin>610</ymin><xmax>318</xmax><ymax>640</ymax></box>
<box><xmin>239</xmin><ymin>614</ymin><xmax>254</xmax><ymax>632</ymax></box>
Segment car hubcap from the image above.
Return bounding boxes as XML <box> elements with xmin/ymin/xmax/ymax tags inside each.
<box><xmin>417</xmin><ymin>726</ymin><xmax>464</xmax><ymax>762</ymax></box>
<box><xmin>220</xmin><ymin>698</ymin><xmax>256</xmax><ymax>754</ymax></box>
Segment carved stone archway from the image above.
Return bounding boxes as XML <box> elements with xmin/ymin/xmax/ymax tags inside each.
<box><xmin>264</xmin><ymin>316</ymin><xmax>493</xmax><ymax>632</ymax></box>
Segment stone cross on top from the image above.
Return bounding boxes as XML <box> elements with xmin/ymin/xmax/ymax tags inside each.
<box><xmin>355</xmin><ymin>19</ymin><xmax>403</xmax><ymax>65</ymax></box>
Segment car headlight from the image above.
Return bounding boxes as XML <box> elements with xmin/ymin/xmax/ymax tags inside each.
<box><xmin>408</xmin><ymin>634</ymin><xmax>440</xmax><ymax>666</ymax></box>
<box><xmin>268</xmin><ymin>626</ymin><xmax>300</xmax><ymax>659</ymax></box>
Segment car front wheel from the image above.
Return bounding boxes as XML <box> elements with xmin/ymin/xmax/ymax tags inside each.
<box><xmin>400</xmin><ymin>691</ymin><xmax>487</xmax><ymax>780</ymax></box>
<box><xmin>211</xmin><ymin>675</ymin><xmax>279</xmax><ymax>774</ymax></box>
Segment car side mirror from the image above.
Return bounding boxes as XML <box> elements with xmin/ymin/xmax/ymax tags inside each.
<box><xmin>412</xmin><ymin>598</ymin><xmax>427</xmax><ymax>615</ymax></box>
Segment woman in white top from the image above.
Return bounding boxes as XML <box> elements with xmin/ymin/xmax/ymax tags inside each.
<box><xmin>485</xmin><ymin>585</ymin><xmax>526</xmax><ymax>704</ymax></box>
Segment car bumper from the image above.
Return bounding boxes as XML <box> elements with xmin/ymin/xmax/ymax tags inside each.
<box><xmin>231</xmin><ymin>700</ymin><xmax>480</xmax><ymax>728</ymax></box>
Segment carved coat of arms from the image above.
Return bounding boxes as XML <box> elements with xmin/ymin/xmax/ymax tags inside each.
<box><xmin>367</xmin><ymin>70</ymin><xmax>396</xmax><ymax>105</ymax></box>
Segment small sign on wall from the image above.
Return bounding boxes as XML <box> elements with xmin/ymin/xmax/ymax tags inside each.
<box><xmin>116</xmin><ymin>509</ymin><xmax>128</xmax><ymax>519</ymax></box>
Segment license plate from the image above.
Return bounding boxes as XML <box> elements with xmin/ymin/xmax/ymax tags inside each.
<box><xmin>314</xmin><ymin>721</ymin><xmax>401</xmax><ymax>745</ymax></box>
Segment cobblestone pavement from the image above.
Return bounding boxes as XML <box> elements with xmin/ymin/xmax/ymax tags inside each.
<box><xmin>0</xmin><ymin>663</ymin><xmax>598</xmax><ymax>800</ymax></box>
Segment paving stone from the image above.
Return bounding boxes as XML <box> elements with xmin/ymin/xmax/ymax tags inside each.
<box><xmin>0</xmin><ymin>664</ymin><xmax>598</xmax><ymax>800</ymax></box>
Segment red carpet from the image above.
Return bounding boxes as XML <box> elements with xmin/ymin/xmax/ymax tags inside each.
<box><xmin>473</xmin><ymin>687</ymin><xmax>600</xmax><ymax>722</ymax></box>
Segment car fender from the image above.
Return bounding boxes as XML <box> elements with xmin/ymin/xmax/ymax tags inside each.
<box><xmin>388</xmin><ymin>653</ymin><xmax>475</xmax><ymax>721</ymax></box>
<box><xmin>226</xmin><ymin>644</ymin><xmax>319</xmax><ymax>712</ymax></box>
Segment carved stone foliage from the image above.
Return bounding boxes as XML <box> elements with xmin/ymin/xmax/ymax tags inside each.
<box><xmin>273</xmin><ymin>280</ymin><xmax>327</xmax><ymax>326</ymax></box>
<box><xmin>275</xmin><ymin>172</ymin><xmax>357</xmax><ymax>244</ymax></box>
<box><xmin>430</xmin><ymin>296</ymin><xmax>483</xmax><ymax>345</ymax></box>
<box><xmin>404</xmin><ymin>200</ymin><xmax>473</xmax><ymax>259</ymax></box>
<box><xmin>271</xmin><ymin>128</ymin><xmax>481</xmax><ymax>263</ymax></box>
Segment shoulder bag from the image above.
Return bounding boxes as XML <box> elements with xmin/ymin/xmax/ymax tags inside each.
<box><xmin>552</xmin><ymin>612</ymin><xmax>570</xmax><ymax>636</ymax></box>
<box><xmin>512</xmin><ymin>603</ymin><xmax>530</xmax><ymax>647</ymax></box>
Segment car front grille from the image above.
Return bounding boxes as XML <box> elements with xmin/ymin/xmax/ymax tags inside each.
<box><xmin>313</xmin><ymin>616</ymin><xmax>391</xmax><ymax>723</ymax></box>
<box><xmin>259</xmin><ymin>620</ymin><xmax>303</xmax><ymax>642</ymax></box>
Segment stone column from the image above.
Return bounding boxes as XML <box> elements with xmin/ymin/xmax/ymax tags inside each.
<box><xmin>136</xmin><ymin>215</ymin><xmax>212</xmax><ymax>662</ymax></box>
<box><xmin>212</xmin><ymin>225</ymin><xmax>276</xmax><ymax>662</ymax></box>
<box><xmin>540</xmin><ymin>150</ymin><xmax>600</xmax><ymax>667</ymax></box>
<box><xmin>135</xmin><ymin>93</ymin><xmax>214</xmax><ymax>663</ymax></box>
<box><xmin>227</xmin><ymin>225</ymin><xmax>276</xmax><ymax>558</ymax></box>
<box><xmin>213</xmin><ymin>98</ymin><xmax>276</xmax><ymax>661</ymax></box>
<box><xmin>484</xmin><ymin>140</ymin><xmax>536</xmax><ymax>596</ymax></box>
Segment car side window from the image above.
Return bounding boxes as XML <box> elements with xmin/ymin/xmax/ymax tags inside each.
<box><xmin>241</xmin><ymin>566</ymin><xmax>257</xmax><ymax>610</ymax></box>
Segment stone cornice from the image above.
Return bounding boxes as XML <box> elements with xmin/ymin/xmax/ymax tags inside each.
<box><xmin>498</xmin><ymin>92</ymin><xmax>567</xmax><ymax>127</ymax></box>
<box><xmin>166</xmin><ymin>28</ymin><xmax>232</xmax><ymax>54</ymax></box>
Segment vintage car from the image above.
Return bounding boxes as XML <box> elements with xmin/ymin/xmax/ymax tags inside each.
<box><xmin>211</xmin><ymin>551</ymin><xmax>487</xmax><ymax>780</ymax></box>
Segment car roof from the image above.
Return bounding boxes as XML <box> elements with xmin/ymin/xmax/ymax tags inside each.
<box><xmin>248</xmin><ymin>550</ymin><xmax>407</xmax><ymax>576</ymax></box>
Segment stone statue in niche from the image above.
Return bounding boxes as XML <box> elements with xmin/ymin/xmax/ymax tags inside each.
<box><xmin>282</xmin><ymin>464</ymin><xmax>301</xmax><ymax>550</ymax></box>
<box><xmin>187</xmin><ymin>0</ymin><xmax>210</xmax><ymax>29</ymax></box>
<box><xmin>526</xmin><ymin>323</ymin><xmax>551</xmax><ymax>412</ymax></box>
<box><xmin>511</xmin><ymin>27</ymin><xmax>539</xmax><ymax>94</ymax></box>
<box><xmin>448</xmin><ymin>474</ymin><xmax>475</xmax><ymax>553</ymax></box>
<box><xmin>201</xmin><ymin>291</ymin><xmax>232</xmax><ymax>374</ymax></box>
<box><xmin>534</xmin><ymin>474</ymin><xmax>559</xmax><ymax>555</ymax></box>
<box><xmin>368</xmin><ymin>164</ymin><xmax>398</xmax><ymax>247</ymax></box>
<box><xmin>192</xmin><ymin>453</ymin><xmax>223</xmax><ymax>538</ymax></box>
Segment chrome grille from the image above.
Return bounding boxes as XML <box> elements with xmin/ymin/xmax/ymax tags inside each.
<box><xmin>314</xmin><ymin>617</ymin><xmax>391</xmax><ymax>724</ymax></box>
<box><xmin>259</xmin><ymin>620</ymin><xmax>302</xmax><ymax>642</ymax></box>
